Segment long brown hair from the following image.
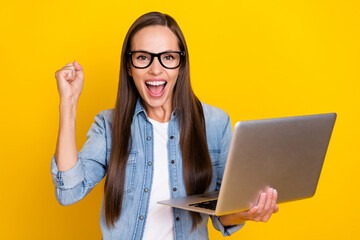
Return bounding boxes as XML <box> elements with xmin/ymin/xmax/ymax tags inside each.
<box><xmin>104</xmin><ymin>12</ymin><xmax>213</xmax><ymax>232</ymax></box>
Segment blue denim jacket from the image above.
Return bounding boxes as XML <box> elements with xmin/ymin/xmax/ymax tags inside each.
<box><xmin>51</xmin><ymin>99</ymin><xmax>245</xmax><ymax>239</ymax></box>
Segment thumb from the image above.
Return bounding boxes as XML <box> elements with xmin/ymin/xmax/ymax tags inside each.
<box><xmin>73</xmin><ymin>60</ymin><xmax>83</xmax><ymax>72</ymax></box>
<box><xmin>73</xmin><ymin>60</ymin><xmax>84</xmax><ymax>81</ymax></box>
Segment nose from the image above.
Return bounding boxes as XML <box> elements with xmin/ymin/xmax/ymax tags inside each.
<box><xmin>148</xmin><ymin>56</ymin><xmax>163</xmax><ymax>75</ymax></box>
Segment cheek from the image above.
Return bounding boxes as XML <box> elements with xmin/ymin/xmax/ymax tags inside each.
<box><xmin>131</xmin><ymin>70</ymin><xmax>144</xmax><ymax>84</ymax></box>
<box><xmin>169</xmin><ymin>70</ymin><xmax>180</xmax><ymax>83</ymax></box>
<box><xmin>131</xmin><ymin>73</ymin><xmax>144</xmax><ymax>91</ymax></box>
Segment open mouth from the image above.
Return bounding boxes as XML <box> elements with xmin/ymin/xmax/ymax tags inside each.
<box><xmin>145</xmin><ymin>80</ymin><xmax>167</xmax><ymax>97</ymax></box>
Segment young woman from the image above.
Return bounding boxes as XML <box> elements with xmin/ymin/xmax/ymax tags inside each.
<box><xmin>51</xmin><ymin>12</ymin><xmax>278</xmax><ymax>239</ymax></box>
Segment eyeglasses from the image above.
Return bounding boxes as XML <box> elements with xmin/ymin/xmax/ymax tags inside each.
<box><xmin>128</xmin><ymin>50</ymin><xmax>185</xmax><ymax>69</ymax></box>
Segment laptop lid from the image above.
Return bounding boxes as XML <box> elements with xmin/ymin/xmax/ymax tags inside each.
<box><xmin>215</xmin><ymin>112</ymin><xmax>337</xmax><ymax>215</ymax></box>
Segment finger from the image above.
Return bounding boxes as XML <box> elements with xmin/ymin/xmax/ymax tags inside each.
<box><xmin>72</xmin><ymin>66</ymin><xmax>75</xmax><ymax>81</ymax></box>
<box><xmin>274</xmin><ymin>204</ymin><xmax>279</xmax><ymax>213</ymax></box>
<box><xmin>272</xmin><ymin>189</ymin><xmax>278</xmax><ymax>211</ymax></box>
<box><xmin>63</xmin><ymin>63</ymin><xmax>74</xmax><ymax>70</ymax></box>
<box><xmin>63</xmin><ymin>63</ymin><xmax>75</xmax><ymax>70</ymax></box>
<box><xmin>65</xmin><ymin>70</ymin><xmax>73</xmax><ymax>81</ymax></box>
<box><xmin>251</xmin><ymin>187</ymin><xmax>270</xmax><ymax>222</ymax></box>
<box><xmin>261</xmin><ymin>189</ymin><xmax>277</xmax><ymax>221</ymax></box>
<box><xmin>262</xmin><ymin>204</ymin><xmax>277</xmax><ymax>222</ymax></box>
<box><xmin>264</xmin><ymin>188</ymin><xmax>275</xmax><ymax>212</ymax></box>
<box><xmin>259</xmin><ymin>188</ymin><xmax>274</xmax><ymax>218</ymax></box>
<box><xmin>261</xmin><ymin>214</ymin><xmax>271</xmax><ymax>222</ymax></box>
<box><xmin>58</xmin><ymin>69</ymin><xmax>73</xmax><ymax>82</ymax></box>
<box><xmin>255</xmin><ymin>192</ymin><xmax>267</xmax><ymax>215</ymax></box>
<box><xmin>62</xmin><ymin>63</ymin><xmax>76</xmax><ymax>80</ymax></box>
<box><xmin>249</xmin><ymin>201</ymin><xmax>257</xmax><ymax>209</ymax></box>
<box><xmin>266</xmin><ymin>188</ymin><xmax>277</xmax><ymax>213</ymax></box>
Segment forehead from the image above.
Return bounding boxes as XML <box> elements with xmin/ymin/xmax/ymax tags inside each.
<box><xmin>131</xmin><ymin>25</ymin><xmax>179</xmax><ymax>52</ymax></box>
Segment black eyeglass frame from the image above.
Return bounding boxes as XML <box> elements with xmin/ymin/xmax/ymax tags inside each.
<box><xmin>128</xmin><ymin>50</ymin><xmax>185</xmax><ymax>69</ymax></box>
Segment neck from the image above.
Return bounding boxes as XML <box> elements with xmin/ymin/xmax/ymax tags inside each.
<box><xmin>144</xmin><ymin>102</ymin><xmax>172</xmax><ymax>123</ymax></box>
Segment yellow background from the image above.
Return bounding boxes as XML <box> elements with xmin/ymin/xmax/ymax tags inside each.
<box><xmin>1</xmin><ymin>0</ymin><xmax>359</xmax><ymax>239</ymax></box>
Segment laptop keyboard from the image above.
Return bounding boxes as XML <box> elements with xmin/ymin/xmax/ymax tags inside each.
<box><xmin>189</xmin><ymin>199</ymin><xmax>218</xmax><ymax>210</ymax></box>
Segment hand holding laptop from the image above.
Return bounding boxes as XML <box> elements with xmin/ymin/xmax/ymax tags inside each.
<box><xmin>219</xmin><ymin>186</ymin><xmax>279</xmax><ymax>226</ymax></box>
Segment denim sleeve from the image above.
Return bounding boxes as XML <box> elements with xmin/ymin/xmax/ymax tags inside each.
<box><xmin>50</xmin><ymin>113</ymin><xmax>108</xmax><ymax>206</ymax></box>
<box><xmin>210</xmin><ymin>115</ymin><xmax>245</xmax><ymax>236</ymax></box>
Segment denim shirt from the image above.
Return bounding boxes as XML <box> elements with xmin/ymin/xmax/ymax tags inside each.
<box><xmin>51</xmin><ymin>99</ymin><xmax>245</xmax><ymax>239</ymax></box>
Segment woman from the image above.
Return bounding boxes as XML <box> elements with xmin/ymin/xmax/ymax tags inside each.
<box><xmin>51</xmin><ymin>12</ymin><xmax>278</xmax><ymax>239</ymax></box>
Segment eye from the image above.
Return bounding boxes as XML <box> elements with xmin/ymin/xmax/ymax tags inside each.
<box><xmin>137</xmin><ymin>55</ymin><xmax>149</xmax><ymax>61</ymax></box>
<box><xmin>162</xmin><ymin>54</ymin><xmax>176</xmax><ymax>61</ymax></box>
<box><xmin>132</xmin><ymin>52</ymin><xmax>151</xmax><ymax>62</ymax></box>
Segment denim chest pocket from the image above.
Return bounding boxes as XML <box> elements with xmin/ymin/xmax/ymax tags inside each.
<box><xmin>106</xmin><ymin>150</ymin><xmax>137</xmax><ymax>194</ymax></box>
<box><xmin>209</xmin><ymin>149</ymin><xmax>220</xmax><ymax>166</ymax></box>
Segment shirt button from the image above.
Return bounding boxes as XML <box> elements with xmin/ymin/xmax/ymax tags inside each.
<box><xmin>139</xmin><ymin>216</ymin><xmax>144</xmax><ymax>220</ymax></box>
<box><xmin>144</xmin><ymin>188</ymin><xmax>148</xmax><ymax>192</ymax></box>
<box><xmin>173</xmin><ymin>187</ymin><xmax>177</xmax><ymax>191</ymax></box>
<box><xmin>148</xmin><ymin>162</ymin><xmax>152</xmax><ymax>166</ymax></box>
<box><xmin>170</xmin><ymin>136</ymin><xmax>174</xmax><ymax>139</ymax></box>
<box><xmin>147</xmin><ymin>136</ymin><xmax>151</xmax><ymax>140</ymax></box>
<box><xmin>176</xmin><ymin>217</ymin><xmax>180</xmax><ymax>221</ymax></box>
<box><xmin>171</xmin><ymin>160</ymin><xmax>175</xmax><ymax>164</ymax></box>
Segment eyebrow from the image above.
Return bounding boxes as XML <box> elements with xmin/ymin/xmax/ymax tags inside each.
<box><xmin>131</xmin><ymin>49</ymin><xmax>180</xmax><ymax>52</ymax></box>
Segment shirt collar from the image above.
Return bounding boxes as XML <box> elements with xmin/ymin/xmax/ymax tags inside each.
<box><xmin>134</xmin><ymin>98</ymin><xmax>145</xmax><ymax>116</ymax></box>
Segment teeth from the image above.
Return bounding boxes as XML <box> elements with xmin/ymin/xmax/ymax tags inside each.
<box><xmin>146</xmin><ymin>81</ymin><xmax>166</xmax><ymax>86</ymax></box>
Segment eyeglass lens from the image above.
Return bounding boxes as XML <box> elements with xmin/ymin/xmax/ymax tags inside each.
<box><xmin>131</xmin><ymin>52</ymin><xmax>181</xmax><ymax>68</ymax></box>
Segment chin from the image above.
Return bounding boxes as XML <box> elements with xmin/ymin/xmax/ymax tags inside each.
<box><xmin>144</xmin><ymin>98</ymin><xmax>167</xmax><ymax>108</ymax></box>
<box><xmin>142</xmin><ymin>91</ymin><xmax>172</xmax><ymax>109</ymax></box>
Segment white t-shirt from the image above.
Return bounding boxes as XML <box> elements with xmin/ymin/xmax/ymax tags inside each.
<box><xmin>142</xmin><ymin>117</ymin><xmax>175</xmax><ymax>240</ymax></box>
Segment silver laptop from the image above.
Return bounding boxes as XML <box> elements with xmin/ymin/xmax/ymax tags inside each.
<box><xmin>157</xmin><ymin>113</ymin><xmax>337</xmax><ymax>216</ymax></box>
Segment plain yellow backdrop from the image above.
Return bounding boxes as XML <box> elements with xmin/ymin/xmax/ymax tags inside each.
<box><xmin>0</xmin><ymin>0</ymin><xmax>359</xmax><ymax>239</ymax></box>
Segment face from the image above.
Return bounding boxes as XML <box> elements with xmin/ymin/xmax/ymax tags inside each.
<box><xmin>129</xmin><ymin>25</ymin><xmax>181</xmax><ymax>113</ymax></box>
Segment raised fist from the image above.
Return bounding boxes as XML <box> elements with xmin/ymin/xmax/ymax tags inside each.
<box><xmin>55</xmin><ymin>60</ymin><xmax>84</xmax><ymax>101</ymax></box>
